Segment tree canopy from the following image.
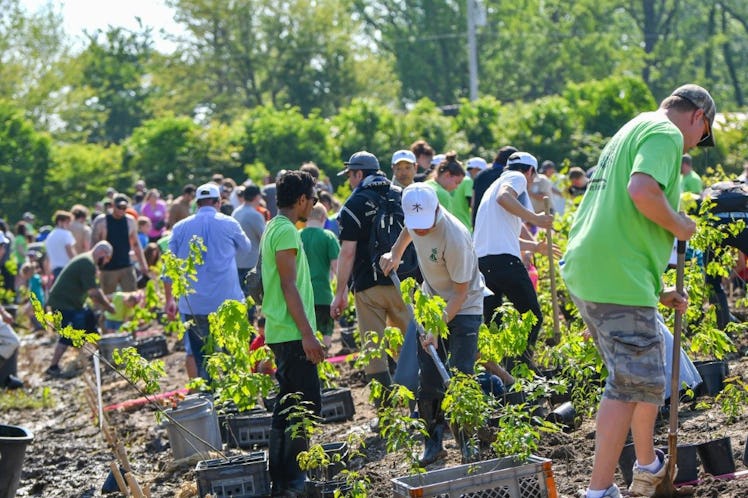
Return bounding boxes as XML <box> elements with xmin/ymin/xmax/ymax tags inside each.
<box><xmin>2</xmin><ymin>0</ymin><xmax>748</xmax><ymax>222</ymax></box>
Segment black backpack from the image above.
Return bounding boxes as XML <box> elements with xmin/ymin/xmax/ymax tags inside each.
<box><xmin>704</xmin><ymin>181</ymin><xmax>748</xmax><ymax>213</ymax></box>
<box><xmin>363</xmin><ymin>186</ymin><xmax>420</xmax><ymax>283</ymax></box>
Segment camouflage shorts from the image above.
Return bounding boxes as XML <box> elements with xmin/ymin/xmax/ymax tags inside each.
<box><xmin>571</xmin><ymin>295</ymin><xmax>665</xmax><ymax>405</ymax></box>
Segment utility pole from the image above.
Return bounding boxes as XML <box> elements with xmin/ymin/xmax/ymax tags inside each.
<box><xmin>466</xmin><ymin>0</ymin><xmax>485</xmax><ymax>101</ymax></box>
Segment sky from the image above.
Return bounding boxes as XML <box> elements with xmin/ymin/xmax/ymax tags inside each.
<box><xmin>20</xmin><ymin>0</ymin><xmax>184</xmax><ymax>53</ymax></box>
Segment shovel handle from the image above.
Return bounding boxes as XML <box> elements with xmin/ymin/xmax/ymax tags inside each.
<box><xmin>390</xmin><ymin>272</ymin><xmax>450</xmax><ymax>388</ymax></box>
<box><xmin>667</xmin><ymin>240</ymin><xmax>687</xmax><ymax>481</ymax></box>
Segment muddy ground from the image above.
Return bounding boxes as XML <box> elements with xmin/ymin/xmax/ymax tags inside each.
<box><xmin>3</xmin><ymin>324</ymin><xmax>748</xmax><ymax>498</ymax></box>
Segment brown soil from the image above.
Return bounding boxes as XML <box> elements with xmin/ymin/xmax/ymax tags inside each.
<box><xmin>3</xmin><ymin>325</ymin><xmax>748</xmax><ymax>498</ymax></box>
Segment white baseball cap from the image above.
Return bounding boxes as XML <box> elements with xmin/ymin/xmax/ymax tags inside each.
<box><xmin>430</xmin><ymin>153</ymin><xmax>446</xmax><ymax>167</ymax></box>
<box><xmin>195</xmin><ymin>183</ymin><xmax>221</xmax><ymax>200</ymax></box>
<box><xmin>466</xmin><ymin>157</ymin><xmax>488</xmax><ymax>171</ymax></box>
<box><xmin>506</xmin><ymin>152</ymin><xmax>538</xmax><ymax>171</ymax></box>
<box><xmin>391</xmin><ymin>149</ymin><xmax>416</xmax><ymax>165</ymax></box>
<box><xmin>402</xmin><ymin>183</ymin><xmax>439</xmax><ymax>229</ymax></box>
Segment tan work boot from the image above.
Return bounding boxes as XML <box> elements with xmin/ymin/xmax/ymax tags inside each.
<box><xmin>629</xmin><ymin>449</ymin><xmax>673</xmax><ymax>496</ymax></box>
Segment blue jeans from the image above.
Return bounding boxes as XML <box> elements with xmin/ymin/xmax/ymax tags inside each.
<box><xmin>182</xmin><ymin>314</ymin><xmax>213</xmax><ymax>382</ymax></box>
<box><xmin>418</xmin><ymin>314</ymin><xmax>480</xmax><ymax>400</ymax></box>
<box><xmin>268</xmin><ymin>340</ymin><xmax>321</xmax><ymax>430</ymax></box>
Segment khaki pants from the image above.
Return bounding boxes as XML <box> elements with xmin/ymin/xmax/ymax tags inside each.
<box><xmin>355</xmin><ymin>284</ymin><xmax>410</xmax><ymax>375</ymax></box>
<box><xmin>100</xmin><ymin>266</ymin><xmax>137</xmax><ymax>294</ymax></box>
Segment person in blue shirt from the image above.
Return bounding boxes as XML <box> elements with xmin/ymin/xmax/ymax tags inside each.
<box><xmin>164</xmin><ymin>183</ymin><xmax>252</xmax><ymax>381</ymax></box>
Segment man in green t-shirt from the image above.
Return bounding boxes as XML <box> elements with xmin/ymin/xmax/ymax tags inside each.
<box><xmin>46</xmin><ymin>241</ymin><xmax>116</xmax><ymax>378</ymax></box>
<box><xmin>299</xmin><ymin>203</ymin><xmax>340</xmax><ymax>349</ymax></box>
<box><xmin>451</xmin><ymin>156</ymin><xmax>486</xmax><ymax>231</ymax></box>
<box><xmin>680</xmin><ymin>153</ymin><xmax>703</xmax><ymax>194</ymax></box>
<box><xmin>562</xmin><ymin>85</ymin><xmax>714</xmax><ymax>498</ymax></box>
<box><xmin>261</xmin><ymin>170</ymin><xmax>325</xmax><ymax>497</ymax></box>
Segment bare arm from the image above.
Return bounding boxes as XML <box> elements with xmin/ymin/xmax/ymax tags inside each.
<box><xmin>443</xmin><ymin>281</ymin><xmax>469</xmax><ymax>323</ymax></box>
<box><xmin>276</xmin><ymin>248</ymin><xmax>325</xmax><ymax>363</ymax></box>
<box><xmin>88</xmin><ymin>288</ymin><xmax>115</xmax><ymax>314</ymax></box>
<box><xmin>335</xmin><ymin>240</ymin><xmax>357</xmax><ymax>295</ymax></box>
<box><xmin>65</xmin><ymin>243</ymin><xmax>76</xmax><ymax>259</ymax></box>
<box><xmin>127</xmin><ymin>217</ymin><xmax>150</xmax><ymax>271</ymax></box>
<box><xmin>497</xmin><ymin>185</ymin><xmax>553</xmax><ymax>229</ymax></box>
<box><xmin>378</xmin><ymin>229</ymin><xmax>412</xmax><ymax>276</ymax></box>
<box><xmin>628</xmin><ymin>173</ymin><xmax>696</xmax><ymax>240</ymax></box>
<box><xmin>91</xmin><ymin>216</ymin><xmax>105</xmax><ymax>245</ymax></box>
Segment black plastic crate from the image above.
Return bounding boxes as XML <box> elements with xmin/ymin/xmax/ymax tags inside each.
<box><xmin>219</xmin><ymin>409</ymin><xmax>272</xmax><ymax>448</ymax></box>
<box><xmin>196</xmin><ymin>452</ymin><xmax>270</xmax><ymax>498</ymax></box>
<box><xmin>135</xmin><ymin>334</ymin><xmax>169</xmax><ymax>359</ymax></box>
<box><xmin>308</xmin><ymin>441</ymin><xmax>349</xmax><ymax>481</ymax></box>
<box><xmin>321</xmin><ymin>388</ymin><xmax>355</xmax><ymax>423</ymax></box>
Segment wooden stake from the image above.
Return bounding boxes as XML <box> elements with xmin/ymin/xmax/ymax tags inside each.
<box><xmin>109</xmin><ymin>461</ymin><xmax>129</xmax><ymax>495</ymax></box>
<box><xmin>116</xmin><ymin>441</ymin><xmax>132</xmax><ymax>473</ymax></box>
<box><xmin>543</xmin><ymin>196</ymin><xmax>561</xmax><ymax>344</ymax></box>
<box><xmin>125</xmin><ymin>472</ymin><xmax>146</xmax><ymax>498</ymax></box>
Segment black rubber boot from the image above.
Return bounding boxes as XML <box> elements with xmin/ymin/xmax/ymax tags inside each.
<box><xmin>367</xmin><ymin>371</ymin><xmax>393</xmax><ymax>432</ymax></box>
<box><xmin>417</xmin><ymin>398</ymin><xmax>447</xmax><ymax>466</ymax></box>
<box><xmin>269</xmin><ymin>428</ymin><xmax>286</xmax><ymax>496</ymax></box>
<box><xmin>282</xmin><ymin>429</ymin><xmax>309</xmax><ymax>497</ymax></box>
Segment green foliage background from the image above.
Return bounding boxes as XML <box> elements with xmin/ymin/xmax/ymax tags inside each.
<box><xmin>2</xmin><ymin>0</ymin><xmax>748</xmax><ymax>223</ymax></box>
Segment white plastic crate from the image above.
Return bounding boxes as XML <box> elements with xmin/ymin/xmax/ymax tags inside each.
<box><xmin>391</xmin><ymin>455</ymin><xmax>557</xmax><ymax>498</ymax></box>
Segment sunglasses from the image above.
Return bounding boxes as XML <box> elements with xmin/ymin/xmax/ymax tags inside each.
<box><xmin>700</xmin><ymin>115</ymin><xmax>711</xmax><ymax>145</ymax></box>
<box><xmin>307</xmin><ymin>194</ymin><xmax>318</xmax><ymax>206</ymax></box>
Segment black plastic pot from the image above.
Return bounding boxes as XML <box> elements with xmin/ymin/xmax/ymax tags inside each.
<box><xmin>697</xmin><ymin>437</ymin><xmax>735</xmax><ymax>476</ymax></box>
<box><xmin>305</xmin><ymin>478</ymin><xmax>351</xmax><ymax>498</ymax></box>
<box><xmin>618</xmin><ymin>443</ymin><xmax>636</xmax><ymax>486</ymax></box>
<box><xmin>545</xmin><ymin>401</ymin><xmax>577</xmax><ymax>432</ymax></box>
<box><xmin>618</xmin><ymin>443</ymin><xmax>699</xmax><ymax>485</ymax></box>
<box><xmin>662</xmin><ymin>444</ymin><xmax>699</xmax><ymax>484</ymax></box>
<box><xmin>0</xmin><ymin>424</ymin><xmax>34</xmax><ymax>498</ymax></box>
<box><xmin>694</xmin><ymin>361</ymin><xmax>727</xmax><ymax>397</ymax></box>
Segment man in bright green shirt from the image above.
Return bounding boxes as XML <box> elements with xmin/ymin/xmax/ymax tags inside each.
<box><xmin>562</xmin><ymin>85</ymin><xmax>713</xmax><ymax>498</ymax></box>
<box><xmin>680</xmin><ymin>153</ymin><xmax>703</xmax><ymax>194</ymax></box>
<box><xmin>299</xmin><ymin>203</ymin><xmax>340</xmax><ymax>349</ymax></box>
<box><xmin>451</xmin><ymin>157</ymin><xmax>487</xmax><ymax>231</ymax></box>
<box><xmin>261</xmin><ymin>170</ymin><xmax>325</xmax><ymax>497</ymax></box>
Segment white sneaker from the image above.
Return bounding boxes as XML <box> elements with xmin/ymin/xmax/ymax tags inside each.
<box><xmin>577</xmin><ymin>484</ymin><xmax>622</xmax><ymax>498</ymax></box>
<box><xmin>629</xmin><ymin>450</ymin><xmax>673</xmax><ymax>496</ymax></box>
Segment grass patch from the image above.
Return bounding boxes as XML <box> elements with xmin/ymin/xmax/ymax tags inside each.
<box><xmin>0</xmin><ymin>386</ymin><xmax>55</xmax><ymax>410</ymax></box>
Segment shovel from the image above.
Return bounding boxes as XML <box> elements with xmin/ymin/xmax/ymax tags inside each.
<box><xmin>653</xmin><ymin>240</ymin><xmax>686</xmax><ymax>498</ymax></box>
<box><xmin>389</xmin><ymin>272</ymin><xmax>450</xmax><ymax>388</ymax></box>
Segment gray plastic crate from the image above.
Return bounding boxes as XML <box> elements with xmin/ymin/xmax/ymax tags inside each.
<box><xmin>391</xmin><ymin>455</ymin><xmax>556</xmax><ymax>498</ymax></box>
<box><xmin>196</xmin><ymin>452</ymin><xmax>270</xmax><ymax>498</ymax></box>
<box><xmin>320</xmin><ymin>388</ymin><xmax>355</xmax><ymax>423</ymax></box>
<box><xmin>220</xmin><ymin>410</ymin><xmax>272</xmax><ymax>448</ymax></box>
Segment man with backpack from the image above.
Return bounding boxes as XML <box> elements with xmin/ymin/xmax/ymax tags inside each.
<box><xmin>331</xmin><ymin>151</ymin><xmax>414</xmax><ymax>392</ymax></box>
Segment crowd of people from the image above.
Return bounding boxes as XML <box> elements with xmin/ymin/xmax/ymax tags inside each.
<box><xmin>0</xmin><ymin>83</ymin><xmax>731</xmax><ymax>498</ymax></box>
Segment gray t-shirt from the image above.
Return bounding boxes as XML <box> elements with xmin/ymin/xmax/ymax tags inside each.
<box><xmin>232</xmin><ymin>204</ymin><xmax>265</xmax><ymax>269</ymax></box>
<box><xmin>408</xmin><ymin>209</ymin><xmax>484</xmax><ymax>316</ymax></box>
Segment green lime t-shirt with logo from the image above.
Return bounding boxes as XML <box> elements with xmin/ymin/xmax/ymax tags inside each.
<box><xmin>561</xmin><ymin>112</ymin><xmax>683</xmax><ymax>307</ymax></box>
<box><xmin>261</xmin><ymin>215</ymin><xmax>316</xmax><ymax>344</ymax></box>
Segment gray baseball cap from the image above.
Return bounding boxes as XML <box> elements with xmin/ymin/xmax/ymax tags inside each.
<box><xmin>338</xmin><ymin>151</ymin><xmax>381</xmax><ymax>176</ymax></box>
<box><xmin>670</xmin><ymin>84</ymin><xmax>716</xmax><ymax>147</ymax></box>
